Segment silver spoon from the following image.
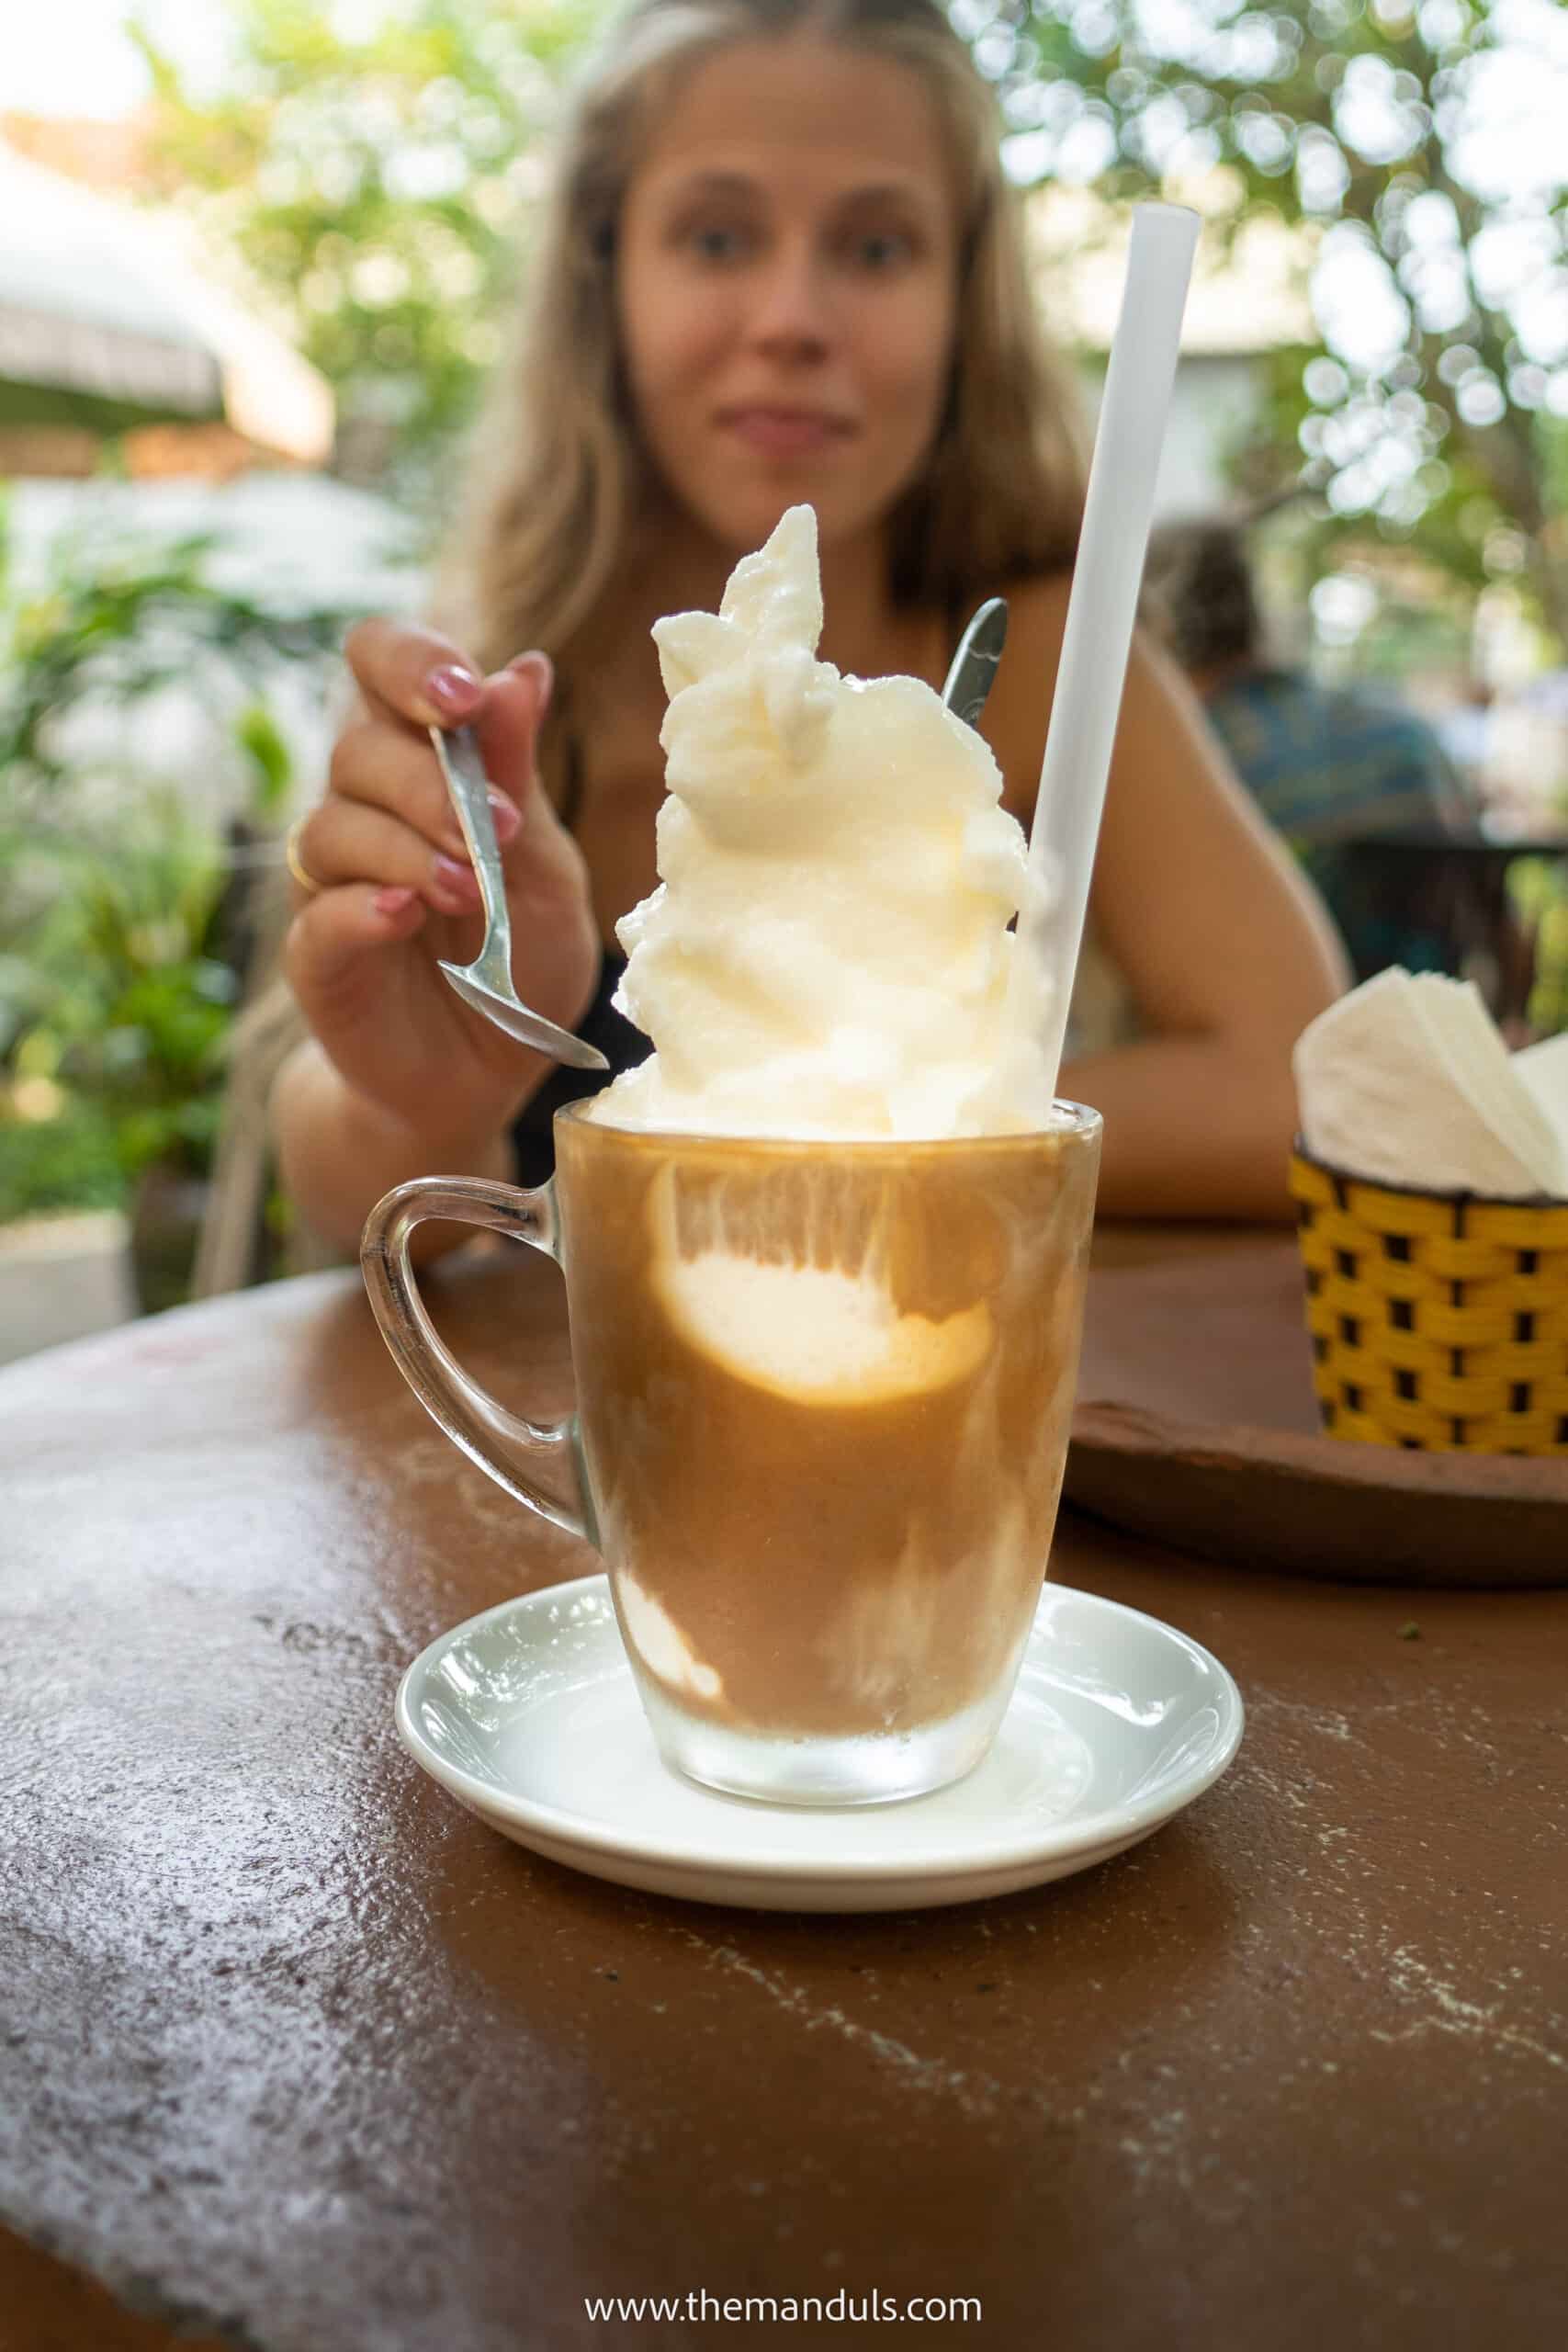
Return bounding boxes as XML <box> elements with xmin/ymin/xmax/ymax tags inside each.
<box><xmin>428</xmin><ymin>723</ymin><xmax>609</xmax><ymax>1072</ymax></box>
<box><xmin>942</xmin><ymin>596</ymin><xmax>1009</xmax><ymax>729</ymax></box>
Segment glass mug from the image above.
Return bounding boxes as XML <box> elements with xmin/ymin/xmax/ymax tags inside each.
<box><xmin>361</xmin><ymin>1100</ymin><xmax>1102</xmax><ymax>1807</ymax></box>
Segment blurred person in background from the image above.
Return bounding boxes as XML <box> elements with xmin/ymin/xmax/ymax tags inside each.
<box><xmin>1437</xmin><ymin>675</ymin><xmax>1496</xmax><ymax>799</ymax></box>
<box><xmin>1148</xmin><ymin>513</ymin><xmax>1486</xmax><ymax>986</ymax></box>
<box><xmin>268</xmin><ymin>0</ymin><xmax>1346</xmax><ymax>1258</ymax></box>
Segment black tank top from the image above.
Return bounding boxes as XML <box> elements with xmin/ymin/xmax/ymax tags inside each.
<box><xmin>507</xmin><ymin>951</ymin><xmax>649</xmax><ymax>1186</ymax></box>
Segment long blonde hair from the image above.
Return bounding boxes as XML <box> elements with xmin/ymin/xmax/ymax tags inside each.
<box><xmin>446</xmin><ymin>0</ymin><xmax>1088</xmax><ymax>684</ymax></box>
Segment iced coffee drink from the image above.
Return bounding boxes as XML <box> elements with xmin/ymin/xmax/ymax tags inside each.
<box><xmin>573</xmin><ymin>505</ymin><xmax>1100</xmax><ymax>1801</ymax></box>
<box><xmin>364</xmin><ymin>505</ymin><xmax>1100</xmax><ymax>1805</ymax></box>
<box><xmin>557</xmin><ymin>1106</ymin><xmax>1098</xmax><ymax>1803</ymax></box>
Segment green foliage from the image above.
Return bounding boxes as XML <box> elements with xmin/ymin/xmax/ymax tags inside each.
<box><xmin>10</xmin><ymin>799</ymin><xmax>237</xmax><ymax>1184</ymax></box>
<box><xmin>983</xmin><ymin>0</ymin><xmax>1568</xmax><ymax>648</ymax></box>
<box><xmin>134</xmin><ymin>0</ymin><xmax>595</xmax><ymax>500</ymax></box>
<box><xmin>1509</xmin><ymin>854</ymin><xmax>1568</xmax><ymax>1035</ymax></box>
<box><xmin>0</xmin><ymin>1102</ymin><xmax>124</xmax><ymax>1221</ymax></box>
<box><xmin>233</xmin><ymin>699</ymin><xmax>295</xmax><ymax>819</ymax></box>
<box><xmin>0</xmin><ymin>516</ymin><xmax>341</xmax><ymax>861</ymax></box>
<box><xmin>0</xmin><ymin>498</ymin><xmax>355</xmax><ymax>1220</ymax></box>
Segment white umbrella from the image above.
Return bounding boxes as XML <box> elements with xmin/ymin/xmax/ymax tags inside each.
<box><xmin>0</xmin><ymin>138</ymin><xmax>333</xmax><ymax>465</ymax></box>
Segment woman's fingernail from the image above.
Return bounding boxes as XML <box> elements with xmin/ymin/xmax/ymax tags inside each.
<box><xmin>374</xmin><ymin>887</ymin><xmax>416</xmax><ymax>918</ymax></box>
<box><xmin>427</xmin><ymin>664</ymin><xmax>483</xmax><ymax>717</ymax></box>
<box><xmin>433</xmin><ymin>854</ymin><xmax>482</xmax><ymax>907</ymax></box>
<box><xmin>488</xmin><ymin>790</ymin><xmax>521</xmax><ymax>842</ymax></box>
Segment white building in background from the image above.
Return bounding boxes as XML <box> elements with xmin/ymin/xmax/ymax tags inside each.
<box><xmin>1029</xmin><ymin>187</ymin><xmax>1314</xmax><ymax>526</ymax></box>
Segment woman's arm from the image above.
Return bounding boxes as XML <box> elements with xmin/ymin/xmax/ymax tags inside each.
<box><xmin>271</xmin><ymin>1037</ymin><xmax>533</xmax><ymax>1265</ymax></box>
<box><xmin>988</xmin><ymin>578</ymin><xmax>1349</xmax><ymax>1222</ymax></box>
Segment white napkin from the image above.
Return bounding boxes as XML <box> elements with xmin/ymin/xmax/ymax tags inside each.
<box><xmin>1293</xmin><ymin>969</ymin><xmax>1566</xmax><ymax>1199</ymax></box>
<box><xmin>1513</xmin><ymin>1031</ymin><xmax>1568</xmax><ymax>1174</ymax></box>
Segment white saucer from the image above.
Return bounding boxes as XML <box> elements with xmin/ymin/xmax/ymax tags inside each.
<box><xmin>395</xmin><ymin>1575</ymin><xmax>1244</xmax><ymax>1913</ymax></box>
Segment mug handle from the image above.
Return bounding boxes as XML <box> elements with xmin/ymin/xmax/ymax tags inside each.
<box><xmin>360</xmin><ymin>1174</ymin><xmax>596</xmax><ymax>1547</ymax></box>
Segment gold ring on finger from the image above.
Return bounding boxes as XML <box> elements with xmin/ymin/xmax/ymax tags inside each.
<box><xmin>285</xmin><ymin>817</ymin><xmax>323</xmax><ymax>897</ymax></box>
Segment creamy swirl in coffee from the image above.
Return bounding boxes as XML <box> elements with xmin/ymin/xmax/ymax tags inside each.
<box><xmin>592</xmin><ymin>503</ymin><xmax>1053</xmax><ymax>1141</ymax></box>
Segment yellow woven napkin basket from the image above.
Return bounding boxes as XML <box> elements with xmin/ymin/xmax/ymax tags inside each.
<box><xmin>1288</xmin><ymin>1147</ymin><xmax>1568</xmax><ymax>1454</ymax></box>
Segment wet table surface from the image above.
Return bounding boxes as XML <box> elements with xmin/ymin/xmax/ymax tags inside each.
<box><xmin>3</xmin><ymin>1233</ymin><xmax>1566</xmax><ymax>2351</ymax></box>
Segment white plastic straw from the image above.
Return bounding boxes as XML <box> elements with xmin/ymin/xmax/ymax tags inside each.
<box><xmin>1010</xmin><ymin>201</ymin><xmax>1201</xmax><ymax>1097</ymax></box>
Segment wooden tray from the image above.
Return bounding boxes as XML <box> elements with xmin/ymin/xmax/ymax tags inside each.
<box><xmin>1066</xmin><ymin>1238</ymin><xmax>1568</xmax><ymax>1586</ymax></box>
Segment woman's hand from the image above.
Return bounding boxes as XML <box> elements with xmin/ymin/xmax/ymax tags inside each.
<box><xmin>283</xmin><ymin>625</ymin><xmax>602</xmax><ymax>1149</ymax></box>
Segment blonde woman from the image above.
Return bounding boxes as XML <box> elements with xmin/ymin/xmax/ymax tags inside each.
<box><xmin>273</xmin><ymin>0</ymin><xmax>1346</xmax><ymax>1259</ymax></box>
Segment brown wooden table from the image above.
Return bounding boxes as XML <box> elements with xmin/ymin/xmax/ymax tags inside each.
<box><xmin>3</xmin><ymin>1237</ymin><xmax>1566</xmax><ymax>2351</ymax></box>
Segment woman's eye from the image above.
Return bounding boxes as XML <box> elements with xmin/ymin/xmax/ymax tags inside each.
<box><xmin>845</xmin><ymin>230</ymin><xmax>917</xmax><ymax>272</ymax></box>
<box><xmin>682</xmin><ymin>220</ymin><xmax>753</xmax><ymax>264</ymax></box>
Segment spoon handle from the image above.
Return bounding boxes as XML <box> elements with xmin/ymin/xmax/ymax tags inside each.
<box><xmin>429</xmin><ymin>724</ymin><xmax>515</xmax><ymax>990</ymax></box>
<box><xmin>942</xmin><ymin>597</ymin><xmax>1009</xmax><ymax>729</ymax></box>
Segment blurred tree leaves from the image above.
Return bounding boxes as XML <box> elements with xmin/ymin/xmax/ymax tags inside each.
<box><xmin>133</xmin><ymin>0</ymin><xmax>595</xmax><ymax>503</ymax></box>
<box><xmin>975</xmin><ymin>0</ymin><xmax>1568</xmax><ymax>647</ymax></box>
<box><xmin>0</xmin><ymin>519</ymin><xmax>341</xmax><ymax>865</ymax></box>
<box><xmin>233</xmin><ymin>700</ymin><xmax>294</xmax><ymax>819</ymax></box>
<box><xmin>0</xmin><ymin>795</ymin><xmax>236</xmax><ymax>1229</ymax></box>
<box><xmin>0</xmin><ymin>503</ymin><xmax>355</xmax><ymax>1217</ymax></box>
<box><xmin>23</xmin><ymin>803</ymin><xmax>238</xmax><ymax>1183</ymax></box>
<box><xmin>134</xmin><ymin>0</ymin><xmax>1567</xmax><ymax>641</ymax></box>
